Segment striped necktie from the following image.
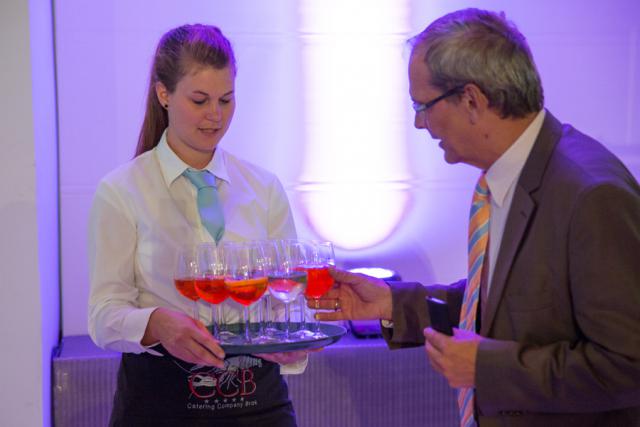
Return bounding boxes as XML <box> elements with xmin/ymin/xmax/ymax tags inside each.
<box><xmin>183</xmin><ymin>168</ymin><xmax>225</xmax><ymax>244</ymax></box>
<box><xmin>458</xmin><ymin>174</ymin><xmax>490</xmax><ymax>427</ymax></box>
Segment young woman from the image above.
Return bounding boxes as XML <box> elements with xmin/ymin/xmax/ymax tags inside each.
<box><xmin>88</xmin><ymin>24</ymin><xmax>307</xmax><ymax>426</ymax></box>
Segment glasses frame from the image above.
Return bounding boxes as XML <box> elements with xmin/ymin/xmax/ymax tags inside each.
<box><xmin>412</xmin><ymin>85</ymin><xmax>465</xmax><ymax>113</ymax></box>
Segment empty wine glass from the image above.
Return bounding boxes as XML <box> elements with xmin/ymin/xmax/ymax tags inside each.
<box><xmin>174</xmin><ymin>245</ymin><xmax>201</xmax><ymax>319</ymax></box>
<box><xmin>249</xmin><ymin>240</ymin><xmax>279</xmax><ymax>343</ymax></box>
<box><xmin>223</xmin><ymin>242</ymin><xmax>268</xmax><ymax>343</ymax></box>
<box><xmin>268</xmin><ymin>240</ymin><xmax>307</xmax><ymax>341</ymax></box>
<box><xmin>194</xmin><ymin>243</ymin><xmax>227</xmax><ymax>340</ymax></box>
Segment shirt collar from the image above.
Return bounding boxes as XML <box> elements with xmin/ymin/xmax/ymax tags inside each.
<box><xmin>155</xmin><ymin>129</ymin><xmax>231</xmax><ymax>185</ymax></box>
<box><xmin>485</xmin><ymin>110</ymin><xmax>546</xmax><ymax>207</ymax></box>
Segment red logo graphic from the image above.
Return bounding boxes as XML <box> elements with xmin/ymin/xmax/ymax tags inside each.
<box><xmin>188</xmin><ymin>369</ymin><xmax>257</xmax><ymax>400</ymax></box>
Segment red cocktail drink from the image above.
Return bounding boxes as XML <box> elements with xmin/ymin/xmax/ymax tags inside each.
<box><xmin>303</xmin><ymin>266</ymin><xmax>334</xmax><ymax>299</ymax></box>
<box><xmin>174</xmin><ymin>278</ymin><xmax>199</xmax><ymax>301</ymax></box>
<box><xmin>225</xmin><ymin>277</ymin><xmax>268</xmax><ymax>306</ymax></box>
<box><xmin>195</xmin><ymin>276</ymin><xmax>228</xmax><ymax>304</ymax></box>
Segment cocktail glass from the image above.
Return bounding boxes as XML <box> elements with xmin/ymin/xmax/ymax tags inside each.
<box><xmin>194</xmin><ymin>243</ymin><xmax>228</xmax><ymax>340</ymax></box>
<box><xmin>174</xmin><ymin>245</ymin><xmax>201</xmax><ymax>319</ymax></box>
<box><xmin>223</xmin><ymin>242</ymin><xmax>268</xmax><ymax>343</ymax></box>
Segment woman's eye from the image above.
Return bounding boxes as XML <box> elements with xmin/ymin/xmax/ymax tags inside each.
<box><xmin>220</xmin><ymin>98</ymin><xmax>231</xmax><ymax>105</ymax></box>
<box><xmin>192</xmin><ymin>99</ymin><xmax>207</xmax><ymax>105</ymax></box>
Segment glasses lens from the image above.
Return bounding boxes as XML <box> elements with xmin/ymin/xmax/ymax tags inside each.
<box><xmin>412</xmin><ymin>102</ymin><xmax>426</xmax><ymax>113</ymax></box>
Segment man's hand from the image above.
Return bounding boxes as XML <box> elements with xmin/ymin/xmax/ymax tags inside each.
<box><xmin>142</xmin><ymin>307</ymin><xmax>225</xmax><ymax>368</ymax></box>
<box><xmin>424</xmin><ymin>327</ymin><xmax>481</xmax><ymax>388</ymax></box>
<box><xmin>311</xmin><ymin>268</ymin><xmax>393</xmax><ymax>321</ymax></box>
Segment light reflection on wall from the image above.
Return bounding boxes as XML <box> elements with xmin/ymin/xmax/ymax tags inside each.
<box><xmin>297</xmin><ymin>0</ymin><xmax>411</xmax><ymax>250</ymax></box>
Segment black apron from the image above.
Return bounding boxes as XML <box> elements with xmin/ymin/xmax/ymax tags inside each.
<box><xmin>109</xmin><ymin>346</ymin><xmax>296</xmax><ymax>427</ymax></box>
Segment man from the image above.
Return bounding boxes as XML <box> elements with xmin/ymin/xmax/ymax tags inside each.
<box><xmin>315</xmin><ymin>8</ymin><xmax>640</xmax><ymax>427</ymax></box>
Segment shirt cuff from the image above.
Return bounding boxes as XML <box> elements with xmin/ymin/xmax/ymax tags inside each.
<box><xmin>279</xmin><ymin>354</ymin><xmax>309</xmax><ymax>375</ymax></box>
<box><xmin>123</xmin><ymin>306</ymin><xmax>162</xmax><ymax>354</ymax></box>
<box><xmin>381</xmin><ymin>319</ymin><xmax>394</xmax><ymax>329</ymax></box>
<box><xmin>143</xmin><ymin>343</ymin><xmax>164</xmax><ymax>357</ymax></box>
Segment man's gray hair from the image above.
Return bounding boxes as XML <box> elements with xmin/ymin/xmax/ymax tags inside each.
<box><xmin>410</xmin><ymin>8</ymin><xmax>543</xmax><ymax>118</ymax></box>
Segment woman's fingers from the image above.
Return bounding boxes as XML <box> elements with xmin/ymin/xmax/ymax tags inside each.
<box><xmin>150</xmin><ymin>309</ymin><xmax>226</xmax><ymax>367</ymax></box>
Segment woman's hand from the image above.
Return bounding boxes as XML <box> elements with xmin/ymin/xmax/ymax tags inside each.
<box><xmin>142</xmin><ymin>307</ymin><xmax>225</xmax><ymax>368</ymax></box>
<box><xmin>253</xmin><ymin>349</ymin><xmax>321</xmax><ymax>365</ymax></box>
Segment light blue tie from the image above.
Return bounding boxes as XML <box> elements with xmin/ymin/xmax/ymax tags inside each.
<box><xmin>183</xmin><ymin>168</ymin><xmax>225</xmax><ymax>244</ymax></box>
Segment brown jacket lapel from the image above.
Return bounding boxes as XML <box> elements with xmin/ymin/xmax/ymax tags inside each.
<box><xmin>480</xmin><ymin>111</ymin><xmax>564</xmax><ymax>336</ymax></box>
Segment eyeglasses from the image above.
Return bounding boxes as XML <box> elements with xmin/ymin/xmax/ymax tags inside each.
<box><xmin>412</xmin><ymin>85</ymin><xmax>464</xmax><ymax>113</ymax></box>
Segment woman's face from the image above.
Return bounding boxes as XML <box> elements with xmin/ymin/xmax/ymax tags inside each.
<box><xmin>156</xmin><ymin>65</ymin><xmax>235</xmax><ymax>168</ymax></box>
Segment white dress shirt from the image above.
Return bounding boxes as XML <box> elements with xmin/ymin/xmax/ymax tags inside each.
<box><xmin>484</xmin><ymin>110</ymin><xmax>546</xmax><ymax>293</ymax></box>
<box><xmin>88</xmin><ymin>131</ymin><xmax>305</xmax><ymax>372</ymax></box>
<box><xmin>381</xmin><ymin>111</ymin><xmax>546</xmax><ymax>331</ymax></box>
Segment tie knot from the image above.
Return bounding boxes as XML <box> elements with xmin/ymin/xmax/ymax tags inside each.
<box><xmin>474</xmin><ymin>174</ymin><xmax>490</xmax><ymax>203</ymax></box>
<box><xmin>183</xmin><ymin>168</ymin><xmax>216</xmax><ymax>190</ymax></box>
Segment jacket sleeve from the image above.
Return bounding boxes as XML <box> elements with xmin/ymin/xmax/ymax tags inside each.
<box><xmin>382</xmin><ymin>279</ymin><xmax>466</xmax><ymax>349</ymax></box>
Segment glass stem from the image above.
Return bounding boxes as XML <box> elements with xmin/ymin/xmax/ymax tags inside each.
<box><xmin>243</xmin><ymin>306</ymin><xmax>251</xmax><ymax>343</ymax></box>
<box><xmin>193</xmin><ymin>300</ymin><xmax>199</xmax><ymax>320</ymax></box>
<box><xmin>299</xmin><ymin>296</ymin><xmax>306</xmax><ymax>331</ymax></box>
<box><xmin>284</xmin><ymin>302</ymin><xmax>291</xmax><ymax>340</ymax></box>
<box><xmin>266</xmin><ymin>295</ymin><xmax>273</xmax><ymax>332</ymax></box>
<box><xmin>259</xmin><ymin>298</ymin><xmax>265</xmax><ymax>336</ymax></box>
<box><xmin>211</xmin><ymin>304</ymin><xmax>219</xmax><ymax>339</ymax></box>
<box><xmin>217</xmin><ymin>303</ymin><xmax>225</xmax><ymax>336</ymax></box>
<box><xmin>313</xmin><ymin>299</ymin><xmax>321</xmax><ymax>333</ymax></box>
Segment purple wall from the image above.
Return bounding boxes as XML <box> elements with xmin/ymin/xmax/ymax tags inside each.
<box><xmin>55</xmin><ymin>0</ymin><xmax>640</xmax><ymax>336</ymax></box>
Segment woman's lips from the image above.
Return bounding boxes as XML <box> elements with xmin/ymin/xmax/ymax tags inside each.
<box><xmin>199</xmin><ymin>128</ymin><xmax>220</xmax><ymax>135</ymax></box>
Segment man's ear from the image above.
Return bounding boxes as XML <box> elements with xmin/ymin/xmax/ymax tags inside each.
<box><xmin>461</xmin><ymin>83</ymin><xmax>489</xmax><ymax>125</ymax></box>
<box><xmin>155</xmin><ymin>81</ymin><xmax>169</xmax><ymax>108</ymax></box>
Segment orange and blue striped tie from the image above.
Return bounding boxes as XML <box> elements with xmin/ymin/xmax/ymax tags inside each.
<box><xmin>458</xmin><ymin>174</ymin><xmax>490</xmax><ymax>427</ymax></box>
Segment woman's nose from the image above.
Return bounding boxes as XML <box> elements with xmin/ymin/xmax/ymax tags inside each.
<box><xmin>206</xmin><ymin>104</ymin><xmax>222</xmax><ymax>122</ymax></box>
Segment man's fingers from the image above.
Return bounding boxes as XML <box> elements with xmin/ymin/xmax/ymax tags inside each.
<box><xmin>329</xmin><ymin>268</ymin><xmax>362</xmax><ymax>283</ymax></box>
<box><xmin>307</xmin><ymin>297</ymin><xmax>342</xmax><ymax>311</ymax></box>
<box><xmin>428</xmin><ymin>355</ymin><xmax>445</xmax><ymax>375</ymax></box>
<box><xmin>424</xmin><ymin>327</ymin><xmax>446</xmax><ymax>352</ymax></box>
<box><xmin>314</xmin><ymin>311</ymin><xmax>346</xmax><ymax>321</ymax></box>
<box><xmin>452</xmin><ymin>327</ymin><xmax>475</xmax><ymax>340</ymax></box>
<box><xmin>322</xmin><ymin>288</ymin><xmax>341</xmax><ymax>299</ymax></box>
<box><xmin>424</xmin><ymin>341</ymin><xmax>445</xmax><ymax>373</ymax></box>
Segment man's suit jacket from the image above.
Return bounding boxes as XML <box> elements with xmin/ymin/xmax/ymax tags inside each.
<box><xmin>383</xmin><ymin>111</ymin><xmax>640</xmax><ymax>426</ymax></box>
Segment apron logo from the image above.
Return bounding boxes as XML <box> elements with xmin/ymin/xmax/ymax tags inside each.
<box><xmin>188</xmin><ymin>372</ymin><xmax>217</xmax><ymax>399</ymax></box>
<box><xmin>174</xmin><ymin>355</ymin><xmax>269</xmax><ymax>412</ymax></box>
<box><xmin>187</xmin><ymin>368</ymin><xmax>257</xmax><ymax>399</ymax></box>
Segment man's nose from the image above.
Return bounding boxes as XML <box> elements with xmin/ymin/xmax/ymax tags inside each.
<box><xmin>414</xmin><ymin>111</ymin><xmax>426</xmax><ymax>129</ymax></box>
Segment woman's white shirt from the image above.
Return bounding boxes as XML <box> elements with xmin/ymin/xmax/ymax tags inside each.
<box><xmin>88</xmin><ymin>133</ymin><xmax>304</xmax><ymax>371</ymax></box>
